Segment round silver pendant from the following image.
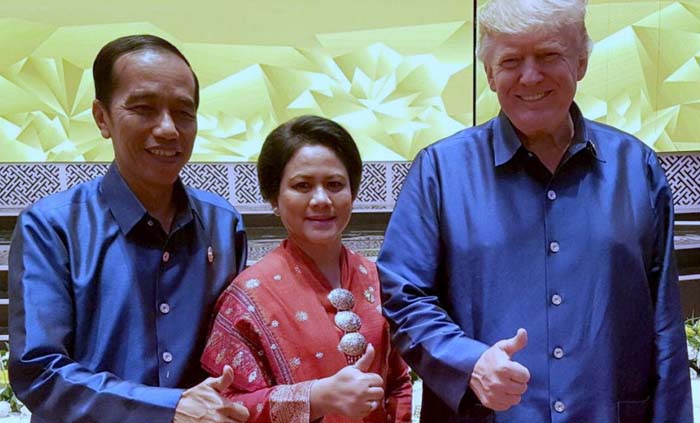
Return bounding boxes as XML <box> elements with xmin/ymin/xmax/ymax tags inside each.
<box><xmin>328</xmin><ymin>288</ymin><xmax>355</xmax><ymax>311</ymax></box>
<box><xmin>334</xmin><ymin>311</ymin><xmax>362</xmax><ymax>332</ymax></box>
<box><xmin>337</xmin><ymin>332</ymin><xmax>367</xmax><ymax>356</ymax></box>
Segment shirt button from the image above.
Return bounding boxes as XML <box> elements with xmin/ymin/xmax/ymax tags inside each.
<box><xmin>162</xmin><ymin>251</ymin><xmax>170</xmax><ymax>262</ymax></box>
<box><xmin>147</xmin><ymin>219</ymin><xmax>154</xmax><ymax>227</ymax></box>
<box><xmin>162</xmin><ymin>352</ymin><xmax>173</xmax><ymax>363</ymax></box>
<box><xmin>553</xmin><ymin>347</ymin><xmax>564</xmax><ymax>359</ymax></box>
<box><xmin>159</xmin><ymin>303</ymin><xmax>170</xmax><ymax>314</ymax></box>
<box><xmin>549</xmin><ymin>241</ymin><xmax>560</xmax><ymax>253</ymax></box>
<box><xmin>554</xmin><ymin>401</ymin><xmax>566</xmax><ymax>413</ymax></box>
<box><xmin>547</xmin><ymin>190</ymin><xmax>557</xmax><ymax>200</ymax></box>
<box><xmin>551</xmin><ymin>294</ymin><xmax>562</xmax><ymax>306</ymax></box>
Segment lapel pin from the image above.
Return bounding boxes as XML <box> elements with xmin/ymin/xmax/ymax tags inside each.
<box><xmin>207</xmin><ymin>246</ymin><xmax>214</xmax><ymax>263</ymax></box>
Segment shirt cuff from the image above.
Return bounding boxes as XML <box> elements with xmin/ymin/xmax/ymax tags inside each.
<box><xmin>269</xmin><ymin>380</ymin><xmax>314</xmax><ymax>423</ymax></box>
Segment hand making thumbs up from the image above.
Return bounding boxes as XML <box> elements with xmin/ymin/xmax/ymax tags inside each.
<box><xmin>310</xmin><ymin>344</ymin><xmax>386</xmax><ymax>420</ymax></box>
<box><xmin>469</xmin><ymin>328</ymin><xmax>531</xmax><ymax>411</ymax></box>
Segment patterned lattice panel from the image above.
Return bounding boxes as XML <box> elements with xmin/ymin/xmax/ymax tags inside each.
<box><xmin>181</xmin><ymin>164</ymin><xmax>229</xmax><ymax>199</ymax></box>
<box><xmin>232</xmin><ymin>163</ymin><xmax>267</xmax><ymax>213</ymax></box>
<box><xmin>1</xmin><ymin>157</ymin><xmax>699</xmax><ymax>214</ymax></box>
<box><xmin>0</xmin><ymin>164</ymin><xmax>61</xmax><ymax>207</ymax></box>
<box><xmin>356</xmin><ymin>163</ymin><xmax>388</xmax><ymax>206</ymax></box>
<box><xmin>660</xmin><ymin>154</ymin><xmax>700</xmax><ymax>211</ymax></box>
<box><xmin>66</xmin><ymin>163</ymin><xmax>110</xmax><ymax>188</ymax></box>
<box><xmin>390</xmin><ymin>162</ymin><xmax>412</xmax><ymax>203</ymax></box>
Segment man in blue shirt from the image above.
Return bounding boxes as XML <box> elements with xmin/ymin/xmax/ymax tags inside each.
<box><xmin>9</xmin><ymin>35</ymin><xmax>250</xmax><ymax>423</ymax></box>
<box><xmin>378</xmin><ymin>1</ymin><xmax>693</xmax><ymax>422</ymax></box>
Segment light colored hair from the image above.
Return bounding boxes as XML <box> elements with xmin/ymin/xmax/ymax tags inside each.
<box><xmin>476</xmin><ymin>0</ymin><xmax>593</xmax><ymax>62</ymax></box>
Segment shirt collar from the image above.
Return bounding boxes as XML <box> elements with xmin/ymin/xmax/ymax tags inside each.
<box><xmin>100</xmin><ymin>163</ymin><xmax>198</xmax><ymax>235</ymax></box>
<box><xmin>493</xmin><ymin>102</ymin><xmax>602</xmax><ymax>167</ymax></box>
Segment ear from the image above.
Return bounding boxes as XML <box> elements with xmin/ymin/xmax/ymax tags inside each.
<box><xmin>92</xmin><ymin>99</ymin><xmax>112</xmax><ymax>139</ymax></box>
<box><xmin>484</xmin><ymin>63</ymin><xmax>497</xmax><ymax>92</ymax></box>
<box><xmin>576</xmin><ymin>52</ymin><xmax>589</xmax><ymax>82</ymax></box>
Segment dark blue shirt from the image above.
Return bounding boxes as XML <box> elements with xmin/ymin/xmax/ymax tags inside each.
<box><xmin>378</xmin><ymin>105</ymin><xmax>692</xmax><ymax>422</ymax></box>
<box><xmin>9</xmin><ymin>164</ymin><xmax>247</xmax><ymax>423</ymax></box>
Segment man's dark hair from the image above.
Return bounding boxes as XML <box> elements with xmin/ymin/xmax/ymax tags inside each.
<box><xmin>258</xmin><ymin>115</ymin><xmax>363</xmax><ymax>203</ymax></box>
<box><xmin>92</xmin><ymin>34</ymin><xmax>200</xmax><ymax>108</ymax></box>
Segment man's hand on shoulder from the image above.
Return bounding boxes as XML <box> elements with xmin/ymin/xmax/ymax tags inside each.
<box><xmin>173</xmin><ymin>365</ymin><xmax>250</xmax><ymax>423</ymax></box>
<box><xmin>469</xmin><ymin>328</ymin><xmax>530</xmax><ymax>411</ymax></box>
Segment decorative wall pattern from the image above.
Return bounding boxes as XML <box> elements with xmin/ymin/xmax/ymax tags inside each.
<box><xmin>1</xmin><ymin>156</ymin><xmax>698</xmax><ymax>214</ymax></box>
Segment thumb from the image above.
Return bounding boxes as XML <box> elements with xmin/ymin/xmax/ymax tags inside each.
<box><xmin>209</xmin><ymin>364</ymin><xmax>235</xmax><ymax>392</ymax></box>
<box><xmin>353</xmin><ymin>343</ymin><xmax>376</xmax><ymax>372</ymax></box>
<box><xmin>499</xmin><ymin>328</ymin><xmax>528</xmax><ymax>357</ymax></box>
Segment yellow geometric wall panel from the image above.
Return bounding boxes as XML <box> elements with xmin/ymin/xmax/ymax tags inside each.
<box><xmin>0</xmin><ymin>0</ymin><xmax>473</xmax><ymax>162</ymax></box>
<box><xmin>1</xmin><ymin>1</ymin><xmax>698</xmax><ymax>163</ymax></box>
<box><xmin>476</xmin><ymin>0</ymin><xmax>700</xmax><ymax>152</ymax></box>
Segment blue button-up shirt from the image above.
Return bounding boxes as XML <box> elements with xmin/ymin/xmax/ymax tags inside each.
<box><xmin>377</xmin><ymin>105</ymin><xmax>692</xmax><ymax>422</ymax></box>
<box><xmin>9</xmin><ymin>164</ymin><xmax>247</xmax><ymax>423</ymax></box>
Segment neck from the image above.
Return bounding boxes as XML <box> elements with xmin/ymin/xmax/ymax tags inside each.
<box><xmin>119</xmin><ymin>169</ymin><xmax>178</xmax><ymax>233</ymax></box>
<box><xmin>292</xmin><ymin>239</ymin><xmax>343</xmax><ymax>289</ymax></box>
<box><xmin>518</xmin><ymin>115</ymin><xmax>574</xmax><ymax>173</ymax></box>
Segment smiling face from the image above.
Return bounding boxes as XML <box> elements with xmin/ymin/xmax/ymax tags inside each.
<box><xmin>92</xmin><ymin>49</ymin><xmax>197</xmax><ymax>196</ymax></box>
<box><xmin>273</xmin><ymin>144</ymin><xmax>353</xmax><ymax>254</ymax></box>
<box><xmin>484</xmin><ymin>26</ymin><xmax>588</xmax><ymax>140</ymax></box>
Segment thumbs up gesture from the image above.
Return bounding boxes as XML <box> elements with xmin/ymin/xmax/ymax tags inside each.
<box><xmin>469</xmin><ymin>329</ymin><xmax>531</xmax><ymax>411</ymax></box>
<box><xmin>174</xmin><ymin>365</ymin><xmax>250</xmax><ymax>423</ymax></box>
<box><xmin>309</xmin><ymin>344</ymin><xmax>385</xmax><ymax>420</ymax></box>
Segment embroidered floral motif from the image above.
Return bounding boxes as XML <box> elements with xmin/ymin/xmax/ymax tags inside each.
<box><xmin>245</xmin><ymin>278</ymin><xmax>261</xmax><ymax>289</ymax></box>
<box><xmin>315</xmin><ymin>352</ymin><xmax>324</xmax><ymax>359</ymax></box>
<box><xmin>215</xmin><ymin>348</ymin><xmax>227</xmax><ymax>365</ymax></box>
<box><xmin>271</xmin><ymin>344</ymin><xmax>278</xmax><ymax>350</ymax></box>
<box><xmin>269</xmin><ymin>382</ymin><xmax>313</xmax><ymax>423</ymax></box>
<box><xmin>294</xmin><ymin>265</ymin><xmax>302</xmax><ymax>274</ymax></box>
<box><xmin>256</xmin><ymin>403</ymin><xmax>264</xmax><ymax>413</ymax></box>
<box><xmin>248</xmin><ymin>370</ymin><xmax>258</xmax><ymax>382</ymax></box>
<box><xmin>358</xmin><ymin>264</ymin><xmax>368</xmax><ymax>275</ymax></box>
<box><xmin>224</xmin><ymin>307</ymin><xmax>233</xmax><ymax>316</ymax></box>
<box><xmin>232</xmin><ymin>351</ymin><xmax>245</xmax><ymax>368</ymax></box>
<box><xmin>364</xmin><ymin>288</ymin><xmax>376</xmax><ymax>304</ymax></box>
<box><xmin>295</xmin><ymin>311</ymin><xmax>308</xmax><ymax>322</ymax></box>
<box><xmin>273</xmin><ymin>274</ymin><xmax>282</xmax><ymax>281</ymax></box>
<box><xmin>376</xmin><ymin>305</ymin><xmax>382</xmax><ymax>313</ymax></box>
<box><xmin>271</xmin><ymin>320</ymin><xmax>279</xmax><ymax>328</ymax></box>
<box><xmin>289</xmin><ymin>357</ymin><xmax>301</xmax><ymax>369</ymax></box>
<box><xmin>247</xmin><ymin>305</ymin><xmax>256</xmax><ymax>312</ymax></box>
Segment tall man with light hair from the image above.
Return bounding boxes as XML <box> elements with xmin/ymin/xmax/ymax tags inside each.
<box><xmin>378</xmin><ymin>0</ymin><xmax>693</xmax><ymax>421</ymax></box>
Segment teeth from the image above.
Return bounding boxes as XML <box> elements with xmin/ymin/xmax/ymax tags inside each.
<box><xmin>520</xmin><ymin>92</ymin><xmax>547</xmax><ymax>101</ymax></box>
<box><xmin>150</xmin><ymin>150</ymin><xmax>177</xmax><ymax>157</ymax></box>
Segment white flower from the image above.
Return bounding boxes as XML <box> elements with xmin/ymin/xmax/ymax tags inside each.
<box><xmin>0</xmin><ymin>401</ymin><xmax>10</xmax><ymax>417</ymax></box>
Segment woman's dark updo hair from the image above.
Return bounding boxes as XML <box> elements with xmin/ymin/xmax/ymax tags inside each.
<box><xmin>257</xmin><ymin>115</ymin><xmax>362</xmax><ymax>203</ymax></box>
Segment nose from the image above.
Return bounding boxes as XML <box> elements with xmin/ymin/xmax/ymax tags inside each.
<box><xmin>309</xmin><ymin>186</ymin><xmax>331</xmax><ymax>207</ymax></box>
<box><xmin>520</xmin><ymin>57</ymin><xmax>544</xmax><ymax>86</ymax></box>
<box><xmin>153</xmin><ymin>110</ymin><xmax>178</xmax><ymax>140</ymax></box>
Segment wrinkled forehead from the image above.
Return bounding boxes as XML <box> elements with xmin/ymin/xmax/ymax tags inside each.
<box><xmin>486</xmin><ymin>25</ymin><xmax>582</xmax><ymax>58</ymax></box>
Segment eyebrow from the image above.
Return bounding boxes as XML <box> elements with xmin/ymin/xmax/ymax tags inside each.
<box><xmin>125</xmin><ymin>91</ymin><xmax>195</xmax><ymax>108</ymax></box>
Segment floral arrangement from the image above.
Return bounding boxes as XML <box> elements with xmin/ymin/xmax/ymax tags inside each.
<box><xmin>0</xmin><ymin>345</ymin><xmax>25</xmax><ymax>416</ymax></box>
<box><xmin>687</xmin><ymin>317</ymin><xmax>700</xmax><ymax>375</ymax></box>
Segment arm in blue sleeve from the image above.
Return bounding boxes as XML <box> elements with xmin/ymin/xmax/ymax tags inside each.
<box><xmin>9</xmin><ymin>208</ymin><xmax>183</xmax><ymax>423</ymax></box>
<box><xmin>234</xmin><ymin>213</ymin><xmax>248</xmax><ymax>273</ymax></box>
<box><xmin>377</xmin><ymin>149</ymin><xmax>489</xmax><ymax>414</ymax></box>
<box><xmin>645</xmin><ymin>152</ymin><xmax>693</xmax><ymax>422</ymax></box>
